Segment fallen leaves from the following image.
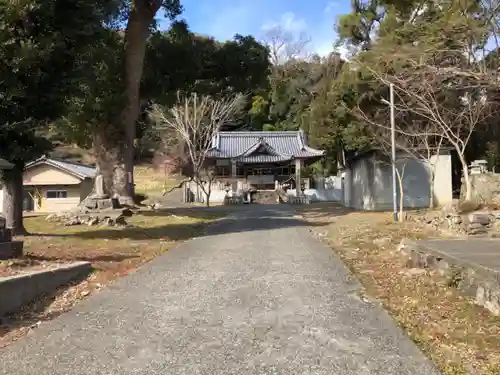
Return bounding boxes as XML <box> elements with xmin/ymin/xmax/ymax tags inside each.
<box><xmin>0</xmin><ymin>209</ymin><xmax>223</xmax><ymax>348</ymax></box>
<box><xmin>299</xmin><ymin>204</ymin><xmax>500</xmax><ymax>375</ymax></box>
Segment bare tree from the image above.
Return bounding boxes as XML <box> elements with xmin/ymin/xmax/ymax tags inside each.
<box><xmin>369</xmin><ymin>129</ymin><xmax>421</xmax><ymax>221</ymax></box>
<box><xmin>262</xmin><ymin>25</ymin><xmax>311</xmax><ymax>66</ymax></box>
<box><xmin>356</xmin><ymin>106</ymin><xmax>445</xmax><ymax>209</ymax></box>
<box><xmin>149</xmin><ymin>93</ymin><xmax>245</xmax><ymax>206</ymax></box>
<box><xmin>358</xmin><ymin>60</ymin><xmax>493</xmax><ymax>202</ymax></box>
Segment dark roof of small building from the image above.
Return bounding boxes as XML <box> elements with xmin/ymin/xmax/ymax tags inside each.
<box><xmin>206</xmin><ymin>130</ymin><xmax>324</xmax><ymax>164</ymax></box>
<box><xmin>25</xmin><ymin>155</ymin><xmax>97</xmax><ymax>180</ymax></box>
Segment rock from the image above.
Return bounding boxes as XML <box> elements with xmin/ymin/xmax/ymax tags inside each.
<box><xmin>468</xmin><ymin>228</ymin><xmax>488</xmax><ymax>236</ymax></box>
<box><xmin>97</xmin><ymin>199</ymin><xmax>113</xmax><ymax>210</ymax></box>
<box><xmin>396</xmin><ymin>238</ymin><xmax>420</xmax><ymax>255</ymax></box>
<box><xmin>406</xmin><ymin>250</ymin><xmax>427</xmax><ymax>268</ymax></box>
<box><xmin>468</xmin><ymin>213</ymin><xmax>491</xmax><ymax>225</ymax></box>
<box><xmin>468</xmin><ymin>222</ymin><xmax>487</xmax><ymax>230</ymax></box>
<box><xmin>147</xmin><ymin>203</ymin><xmax>159</xmax><ymax>211</ymax></box>
<box><xmin>373</xmin><ymin>237</ymin><xmax>391</xmax><ymax>248</ymax></box>
<box><xmin>87</xmin><ymin>217</ymin><xmax>99</xmax><ymax>226</ymax></box>
<box><xmin>101</xmin><ymin>217</ymin><xmax>113</xmax><ymax>227</ymax></box>
<box><xmin>404</xmin><ymin>268</ymin><xmax>427</xmax><ymax>276</ymax></box>
<box><xmin>64</xmin><ymin>217</ymin><xmax>81</xmax><ymax>226</ymax></box>
<box><xmin>45</xmin><ymin>213</ymin><xmax>59</xmax><ymax>222</ymax></box>
<box><xmin>120</xmin><ymin>208</ymin><xmax>133</xmax><ymax>217</ymax></box>
<box><xmin>475</xmin><ymin>286</ymin><xmax>500</xmax><ymax>316</ymax></box>
<box><xmin>448</xmin><ymin>214</ymin><xmax>462</xmax><ymax>225</ymax></box>
<box><xmin>82</xmin><ymin>197</ymin><xmax>98</xmax><ymax>210</ymax></box>
<box><xmin>426</xmin><ymin>255</ymin><xmax>449</xmax><ymax>271</ymax></box>
<box><xmin>397</xmin><ymin>238</ymin><xmax>409</xmax><ymax>253</ymax></box>
<box><xmin>115</xmin><ymin>216</ymin><xmax>127</xmax><ymax>226</ymax></box>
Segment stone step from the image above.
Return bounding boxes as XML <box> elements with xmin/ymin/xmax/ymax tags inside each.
<box><xmin>252</xmin><ymin>191</ymin><xmax>278</xmax><ymax>204</ymax></box>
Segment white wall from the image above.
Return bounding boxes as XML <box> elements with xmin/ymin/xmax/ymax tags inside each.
<box><xmin>286</xmin><ymin>188</ymin><xmax>341</xmax><ymax>202</ymax></box>
<box><xmin>0</xmin><ymin>188</ymin><xmax>3</xmax><ymax>213</ymax></box>
<box><xmin>344</xmin><ymin>152</ymin><xmax>453</xmax><ymax>211</ymax></box>
<box><xmin>185</xmin><ymin>177</ymin><xmax>344</xmax><ymax>204</ymax></box>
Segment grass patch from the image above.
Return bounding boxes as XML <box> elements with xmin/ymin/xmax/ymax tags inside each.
<box><xmin>0</xmin><ymin>208</ymin><xmax>224</xmax><ymax>347</ymax></box>
<box><xmin>134</xmin><ymin>164</ymin><xmax>181</xmax><ymax>196</ymax></box>
<box><xmin>298</xmin><ymin>203</ymin><xmax>500</xmax><ymax>375</ymax></box>
<box><xmin>21</xmin><ymin>210</ymin><xmax>222</xmax><ymax>282</ymax></box>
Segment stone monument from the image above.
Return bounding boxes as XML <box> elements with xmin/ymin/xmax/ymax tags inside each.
<box><xmin>0</xmin><ymin>157</ymin><xmax>24</xmax><ymax>259</ymax></box>
<box><xmin>81</xmin><ymin>174</ymin><xmax>120</xmax><ymax>210</ymax></box>
<box><xmin>0</xmin><ymin>217</ymin><xmax>23</xmax><ymax>260</ymax></box>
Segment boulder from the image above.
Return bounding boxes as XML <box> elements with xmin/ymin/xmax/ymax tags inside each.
<box><xmin>467</xmin><ymin>213</ymin><xmax>491</xmax><ymax>225</ymax></box>
<box><xmin>64</xmin><ymin>217</ymin><xmax>81</xmax><ymax>226</ymax></box>
<box><xmin>87</xmin><ymin>217</ymin><xmax>99</xmax><ymax>226</ymax></box>
<box><xmin>97</xmin><ymin>199</ymin><xmax>113</xmax><ymax>210</ymax></box>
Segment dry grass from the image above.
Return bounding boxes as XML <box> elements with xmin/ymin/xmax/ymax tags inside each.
<box><xmin>134</xmin><ymin>164</ymin><xmax>181</xmax><ymax>196</ymax></box>
<box><xmin>298</xmin><ymin>203</ymin><xmax>500</xmax><ymax>375</ymax></box>
<box><xmin>0</xmin><ymin>208</ymin><xmax>224</xmax><ymax>348</ymax></box>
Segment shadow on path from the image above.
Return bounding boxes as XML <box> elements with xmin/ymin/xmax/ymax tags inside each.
<box><xmin>27</xmin><ymin>205</ymin><xmax>337</xmax><ymax>242</ymax></box>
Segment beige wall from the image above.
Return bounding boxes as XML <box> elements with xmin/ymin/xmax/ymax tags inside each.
<box><xmin>24</xmin><ymin>164</ymin><xmax>81</xmax><ymax>186</ymax></box>
<box><xmin>0</xmin><ymin>165</ymin><xmax>94</xmax><ymax>214</ymax></box>
<box><xmin>32</xmin><ymin>185</ymin><xmax>81</xmax><ymax>212</ymax></box>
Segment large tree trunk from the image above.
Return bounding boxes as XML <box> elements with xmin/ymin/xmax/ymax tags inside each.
<box><xmin>119</xmin><ymin>1</ymin><xmax>161</xmax><ymax>204</ymax></box>
<box><xmin>93</xmin><ymin>124</ymin><xmax>126</xmax><ymax>200</ymax></box>
<box><xmin>3</xmin><ymin>166</ymin><xmax>27</xmax><ymax>235</ymax></box>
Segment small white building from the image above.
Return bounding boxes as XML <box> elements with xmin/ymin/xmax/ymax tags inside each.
<box><xmin>0</xmin><ymin>156</ymin><xmax>96</xmax><ymax>213</ymax></box>
<box><xmin>341</xmin><ymin>150</ymin><xmax>453</xmax><ymax>210</ymax></box>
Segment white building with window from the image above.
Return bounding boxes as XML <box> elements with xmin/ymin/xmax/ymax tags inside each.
<box><xmin>0</xmin><ymin>156</ymin><xmax>96</xmax><ymax>213</ymax></box>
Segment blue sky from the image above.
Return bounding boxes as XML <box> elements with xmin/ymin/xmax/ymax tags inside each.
<box><xmin>159</xmin><ymin>0</ymin><xmax>351</xmax><ymax>56</ymax></box>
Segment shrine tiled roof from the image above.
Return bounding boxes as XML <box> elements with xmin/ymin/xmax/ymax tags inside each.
<box><xmin>206</xmin><ymin>130</ymin><xmax>324</xmax><ymax>163</ymax></box>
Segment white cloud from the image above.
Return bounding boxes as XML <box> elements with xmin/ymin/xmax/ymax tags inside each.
<box><xmin>324</xmin><ymin>1</ymin><xmax>338</xmax><ymax>14</ymax></box>
<box><xmin>280</xmin><ymin>12</ymin><xmax>307</xmax><ymax>32</ymax></box>
<box><xmin>261</xmin><ymin>12</ymin><xmax>307</xmax><ymax>33</ymax></box>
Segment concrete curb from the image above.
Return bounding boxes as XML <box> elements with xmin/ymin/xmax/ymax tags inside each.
<box><xmin>0</xmin><ymin>261</ymin><xmax>92</xmax><ymax>315</ymax></box>
<box><xmin>400</xmin><ymin>239</ymin><xmax>500</xmax><ymax>315</ymax></box>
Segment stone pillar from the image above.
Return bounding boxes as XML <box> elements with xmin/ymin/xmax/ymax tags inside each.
<box><xmin>295</xmin><ymin>159</ymin><xmax>302</xmax><ymax>197</ymax></box>
<box><xmin>231</xmin><ymin>160</ymin><xmax>237</xmax><ymax>177</ymax></box>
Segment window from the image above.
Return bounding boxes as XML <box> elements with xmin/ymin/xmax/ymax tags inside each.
<box><xmin>236</xmin><ymin>166</ymin><xmax>245</xmax><ymax>177</ymax></box>
<box><xmin>46</xmin><ymin>190</ymin><xmax>67</xmax><ymax>199</ymax></box>
<box><xmin>215</xmin><ymin>166</ymin><xmax>230</xmax><ymax>177</ymax></box>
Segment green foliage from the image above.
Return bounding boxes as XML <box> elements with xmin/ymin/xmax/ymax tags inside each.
<box><xmin>56</xmin><ymin>29</ymin><xmax>125</xmax><ymax>148</ymax></box>
<box><xmin>143</xmin><ymin>26</ymin><xmax>269</xmax><ymax>102</ymax></box>
<box><xmin>141</xmin><ymin>26</ymin><xmax>270</xmax><ymax>133</ymax></box>
<box><xmin>0</xmin><ymin>0</ymin><xmax>118</xmax><ymax>163</ymax></box>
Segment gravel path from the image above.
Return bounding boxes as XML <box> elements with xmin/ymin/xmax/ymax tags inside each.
<box><xmin>0</xmin><ymin>205</ymin><xmax>441</xmax><ymax>375</ymax></box>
